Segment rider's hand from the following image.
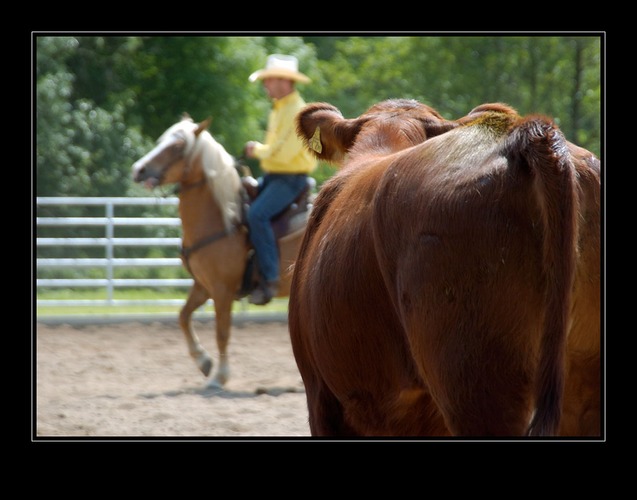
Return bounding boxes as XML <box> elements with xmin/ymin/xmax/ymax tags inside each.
<box><xmin>244</xmin><ymin>141</ymin><xmax>257</xmax><ymax>158</ymax></box>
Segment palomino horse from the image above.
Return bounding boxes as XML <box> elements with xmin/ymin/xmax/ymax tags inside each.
<box><xmin>132</xmin><ymin>114</ymin><xmax>309</xmax><ymax>388</ymax></box>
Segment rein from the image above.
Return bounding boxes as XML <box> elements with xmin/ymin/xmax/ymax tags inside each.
<box><xmin>171</xmin><ymin>177</ymin><xmax>208</xmax><ymax>195</ymax></box>
<box><xmin>180</xmin><ymin>224</ymin><xmax>240</xmax><ymax>275</ymax></box>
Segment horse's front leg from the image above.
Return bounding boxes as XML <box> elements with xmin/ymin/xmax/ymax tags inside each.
<box><xmin>179</xmin><ymin>280</ymin><xmax>213</xmax><ymax>377</ymax></box>
<box><xmin>205</xmin><ymin>291</ymin><xmax>234</xmax><ymax>389</ymax></box>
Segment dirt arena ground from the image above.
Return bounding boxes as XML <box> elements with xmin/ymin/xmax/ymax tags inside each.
<box><xmin>35</xmin><ymin>319</ymin><xmax>311</xmax><ymax>440</ymax></box>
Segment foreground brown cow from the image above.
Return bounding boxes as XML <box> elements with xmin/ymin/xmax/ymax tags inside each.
<box><xmin>289</xmin><ymin>99</ymin><xmax>601</xmax><ymax>437</ymax></box>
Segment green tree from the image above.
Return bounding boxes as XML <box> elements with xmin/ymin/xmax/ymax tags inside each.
<box><xmin>36</xmin><ymin>36</ymin><xmax>153</xmax><ymax>198</ymax></box>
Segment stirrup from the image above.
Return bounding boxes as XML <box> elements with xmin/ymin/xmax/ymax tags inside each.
<box><xmin>248</xmin><ymin>281</ymin><xmax>278</xmax><ymax>306</ymax></box>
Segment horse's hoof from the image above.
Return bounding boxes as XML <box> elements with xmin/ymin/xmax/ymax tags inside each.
<box><xmin>200</xmin><ymin>358</ymin><xmax>213</xmax><ymax>377</ymax></box>
<box><xmin>204</xmin><ymin>378</ymin><xmax>223</xmax><ymax>391</ymax></box>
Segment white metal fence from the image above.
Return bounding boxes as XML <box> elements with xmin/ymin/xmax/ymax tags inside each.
<box><xmin>36</xmin><ymin>196</ymin><xmax>196</xmax><ymax>308</ymax></box>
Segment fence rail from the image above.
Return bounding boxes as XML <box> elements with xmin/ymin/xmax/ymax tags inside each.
<box><xmin>36</xmin><ymin>196</ymin><xmax>195</xmax><ymax>307</ymax></box>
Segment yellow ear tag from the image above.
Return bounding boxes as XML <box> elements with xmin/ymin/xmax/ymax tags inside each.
<box><xmin>309</xmin><ymin>126</ymin><xmax>322</xmax><ymax>154</ymax></box>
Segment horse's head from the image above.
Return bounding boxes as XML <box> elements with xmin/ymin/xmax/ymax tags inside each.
<box><xmin>132</xmin><ymin>114</ymin><xmax>212</xmax><ymax>188</ymax></box>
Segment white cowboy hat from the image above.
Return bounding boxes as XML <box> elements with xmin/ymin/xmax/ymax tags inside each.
<box><xmin>248</xmin><ymin>54</ymin><xmax>311</xmax><ymax>84</ymax></box>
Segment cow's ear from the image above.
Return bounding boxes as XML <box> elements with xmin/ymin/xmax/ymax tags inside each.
<box><xmin>297</xmin><ymin>103</ymin><xmax>367</xmax><ymax>166</ymax></box>
<box><xmin>420</xmin><ymin>118</ymin><xmax>459</xmax><ymax>139</ymax></box>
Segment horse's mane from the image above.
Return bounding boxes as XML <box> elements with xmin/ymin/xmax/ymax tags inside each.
<box><xmin>171</xmin><ymin>119</ymin><xmax>242</xmax><ymax>230</ymax></box>
<box><xmin>196</xmin><ymin>132</ymin><xmax>242</xmax><ymax>230</ymax></box>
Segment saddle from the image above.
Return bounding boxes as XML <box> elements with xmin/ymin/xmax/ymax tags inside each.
<box><xmin>240</xmin><ymin>175</ymin><xmax>314</xmax><ymax>240</ymax></box>
<box><xmin>236</xmin><ymin>175</ymin><xmax>315</xmax><ymax>298</ymax></box>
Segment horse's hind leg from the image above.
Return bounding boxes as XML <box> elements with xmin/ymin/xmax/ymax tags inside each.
<box><xmin>179</xmin><ymin>281</ymin><xmax>213</xmax><ymax>377</ymax></box>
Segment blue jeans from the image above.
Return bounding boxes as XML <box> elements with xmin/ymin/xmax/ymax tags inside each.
<box><xmin>247</xmin><ymin>173</ymin><xmax>309</xmax><ymax>283</ymax></box>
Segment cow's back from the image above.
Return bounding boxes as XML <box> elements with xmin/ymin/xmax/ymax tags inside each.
<box><xmin>372</xmin><ymin>113</ymin><xmax>567</xmax><ymax>435</ymax></box>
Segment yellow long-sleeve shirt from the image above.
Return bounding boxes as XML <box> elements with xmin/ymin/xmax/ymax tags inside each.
<box><xmin>251</xmin><ymin>91</ymin><xmax>317</xmax><ymax>174</ymax></box>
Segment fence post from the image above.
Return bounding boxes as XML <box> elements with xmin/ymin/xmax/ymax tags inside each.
<box><xmin>105</xmin><ymin>201</ymin><xmax>114</xmax><ymax>305</ymax></box>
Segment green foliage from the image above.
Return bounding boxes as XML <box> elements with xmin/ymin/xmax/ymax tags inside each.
<box><xmin>36</xmin><ymin>36</ymin><xmax>155</xmax><ymax>198</ymax></box>
<box><xmin>309</xmin><ymin>35</ymin><xmax>601</xmax><ymax>156</ymax></box>
<box><xmin>35</xmin><ymin>33</ymin><xmax>602</xmax><ymax>197</ymax></box>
